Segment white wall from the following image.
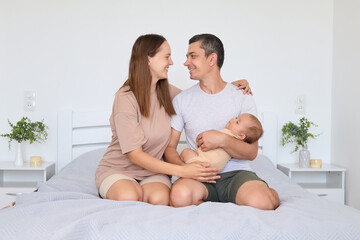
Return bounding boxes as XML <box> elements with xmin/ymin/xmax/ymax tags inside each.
<box><xmin>331</xmin><ymin>0</ymin><xmax>360</xmax><ymax>209</ymax></box>
<box><xmin>0</xmin><ymin>1</ymin><xmax>333</xmax><ymax>166</ymax></box>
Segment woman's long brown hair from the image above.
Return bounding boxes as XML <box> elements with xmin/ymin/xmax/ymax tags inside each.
<box><xmin>122</xmin><ymin>34</ymin><xmax>175</xmax><ymax>118</ymax></box>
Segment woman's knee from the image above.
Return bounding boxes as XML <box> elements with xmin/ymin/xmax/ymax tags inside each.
<box><xmin>108</xmin><ymin>189</ymin><xmax>142</xmax><ymax>202</ymax></box>
<box><xmin>147</xmin><ymin>190</ymin><xmax>170</xmax><ymax>205</ymax></box>
<box><xmin>107</xmin><ymin>181</ymin><xmax>143</xmax><ymax>201</ymax></box>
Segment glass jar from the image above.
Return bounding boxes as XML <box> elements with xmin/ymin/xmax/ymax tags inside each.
<box><xmin>299</xmin><ymin>146</ymin><xmax>310</xmax><ymax>168</ymax></box>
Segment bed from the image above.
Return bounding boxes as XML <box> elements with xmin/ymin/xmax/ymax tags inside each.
<box><xmin>1</xmin><ymin>111</ymin><xmax>360</xmax><ymax>239</ymax></box>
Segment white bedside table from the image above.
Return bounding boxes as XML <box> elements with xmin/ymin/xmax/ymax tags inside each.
<box><xmin>0</xmin><ymin>161</ymin><xmax>55</xmax><ymax>208</ymax></box>
<box><xmin>277</xmin><ymin>163</ymin><xmax>346</xmax><ymax>204</ymax></box>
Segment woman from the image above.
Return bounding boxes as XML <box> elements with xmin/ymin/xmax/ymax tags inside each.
<box><xmin>95</xmin><ymin>34</ymin><xmax>251</xmax><ymax>205</ymax></box>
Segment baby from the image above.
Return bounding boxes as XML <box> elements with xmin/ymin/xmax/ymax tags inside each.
<box><xmin>181</xmin><ymin>113</ymin><xmax>263</xmax><ymax>171</ymax></box>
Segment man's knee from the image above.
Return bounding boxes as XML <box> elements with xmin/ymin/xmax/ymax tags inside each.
<box><xmin>235</xmin><ymin>183</ymin><xmax>279</xmax><ymax>210</ymax></box>
<box><xmin>248</xmin><ymin>194</ymin><xmax>276</xmax><ymax>210</ymax></box>
<box><xmin>170</xmin><ymin>183</ymin><xmax>194</xmax><ymax>207</ymax></box>
<box><xmin>269</xmin><ymin>188</ymin><xmax>280</xmax><ymax>209</ymax></box>
<box><xmin>170</xmin><ymin>179</ymin><xmax>207</xmax><ymax>207</ymax></box>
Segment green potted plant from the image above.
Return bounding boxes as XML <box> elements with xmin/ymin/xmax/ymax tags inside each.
<box><xmin>281</xmin><ymin>117</ymin><xmax>319</xmax><ymax>168</ymax></box>
<box><xmin>1</xmin><ymin>117</ymin><xmax>48</xmax><ymax>166</ymax></box>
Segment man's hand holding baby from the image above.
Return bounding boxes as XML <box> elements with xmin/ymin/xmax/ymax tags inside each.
<box><xmin>196</xmin><ymin>130</ymin><xmax>227</xmax><ymax>152</ymax></box>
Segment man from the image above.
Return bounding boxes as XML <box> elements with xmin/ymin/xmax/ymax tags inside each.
<box><xmin>164</xmin><ymin>34</ymin><xmax>279</xmax><ymax>210</ymax></box>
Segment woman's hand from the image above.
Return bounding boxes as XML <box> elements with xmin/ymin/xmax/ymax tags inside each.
<box><xmin>179</xmin><ymin>161</ymin><xmax>220</xmax><ymax>183</ymax></box>
<box><xmin>231</xmin><ymin>79</ymin><xmax>253</xmax><ymax>95</ymax></box>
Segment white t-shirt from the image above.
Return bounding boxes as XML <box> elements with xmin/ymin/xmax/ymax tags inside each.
<box><xmin>171</xmin><ymin>83</ymin><xmax>258</xmax><ymax>173</ymax></box>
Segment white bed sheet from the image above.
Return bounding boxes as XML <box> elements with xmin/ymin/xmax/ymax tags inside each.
<box><xmin>1</xmin><ymin>149</ymin><xmax>360</xmax><ymax>240</ymax></box>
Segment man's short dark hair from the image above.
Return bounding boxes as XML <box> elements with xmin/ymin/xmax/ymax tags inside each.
<box><xmin>189</xmin><ymin>33</ymin><xmax>224</xmax><ymax>69</ymax></box>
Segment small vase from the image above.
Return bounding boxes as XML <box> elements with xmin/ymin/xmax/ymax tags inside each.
<box><xmin>299</xmin><ymin>146</ymin><xmax>310</xmax><ymax>168</ymax></box>
<box><xmin>15</xmin><ymin>142</ymin><xmax>24</xmax><ymax>166</ymax></box>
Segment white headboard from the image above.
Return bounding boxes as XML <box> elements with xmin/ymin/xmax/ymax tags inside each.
<box><xmin>57</xmin><ymin>110</ymin><xmax>278</xmax><ymax>173</ymax></box>
<box><xmin>259</xmin><ymin>112</ymin><xmax>278</xmax><ymax>165</ymax></box>
<box><xmin>57</xmin><ymin>110</ymin><xmax>112</xmax><ymax>172</ymax></box>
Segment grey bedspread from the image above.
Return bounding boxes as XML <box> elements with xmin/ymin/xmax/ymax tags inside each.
<box><xmin>1</xmin><ymin>149</ymin><xmax>360</xmax><ymax>240</ymax></box>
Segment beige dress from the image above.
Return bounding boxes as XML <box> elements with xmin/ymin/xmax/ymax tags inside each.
<box><xmin>95</xmin><ymin>84</ymin><xmax>181</xmax><ymax>190</ymax></box>
<box><xmin>186</xmin><ymin>128</ymin><xmax>239</xmax><ymax>171</ymax></box>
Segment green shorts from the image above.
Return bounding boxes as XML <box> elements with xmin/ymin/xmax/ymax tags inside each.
<box><xmin>203</xmin><ymin>170</ymin><xmax>266</xmax><ymax>204</ymax></box>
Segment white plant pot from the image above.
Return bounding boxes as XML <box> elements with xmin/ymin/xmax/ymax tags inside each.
<box><xmin>15</xmin><ymin>142</ymin><xmax>24</xmax><ymax>166</ymax></box>
<box><xmin>299</xmin><ymin>146</ymin><xmax>310</xmax><ymax>168</ymax></box>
